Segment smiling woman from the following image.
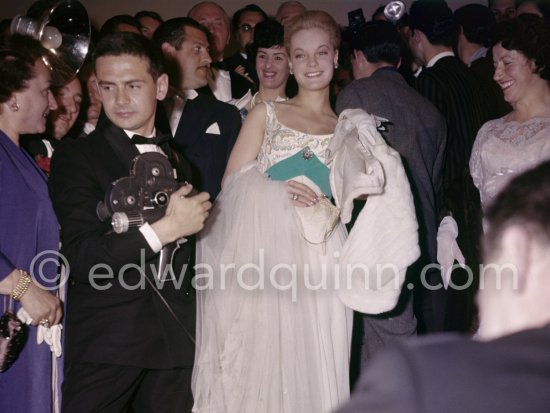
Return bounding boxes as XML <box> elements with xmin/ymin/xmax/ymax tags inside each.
<box><xmin>192</xmin><ymin>10</ymin><xmax>352</xmax><ymax>413</ymax></box>
<box><xmin>470</xmin><ymin>14</ymin><xmax>550</xmax><ymax>211</ymax></box>
<box><xmin>0</xmin><ymin>34</ymin><xmax>63</xmax><ymax>413</ymax></box>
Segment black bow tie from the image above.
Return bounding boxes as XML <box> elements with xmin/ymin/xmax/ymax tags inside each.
<box><xmin>211</xmin><ymin>60</ymin><xmax>230</xmax><ymax>71</ymax></box>
<box><xmin>131</xmin><ymin>134</ymin><xmax>170</xmax><ymax>146</ymax></box>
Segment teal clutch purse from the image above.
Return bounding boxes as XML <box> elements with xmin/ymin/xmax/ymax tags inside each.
<box><xmin>266</xmin><ymin>146</ymin><xmax>332</xmax><ymax>197</ymax></box>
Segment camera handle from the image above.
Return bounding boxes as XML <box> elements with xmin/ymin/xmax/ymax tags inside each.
<box><xmin>157</xmin><ymin>238</ymin><xmax>187</xmax><ymax>281</ymax></box>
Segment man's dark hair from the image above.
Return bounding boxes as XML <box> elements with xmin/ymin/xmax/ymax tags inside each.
<box><xmin>93</xmin><ymin>32</ymin><xmax>164</xmax><ymax>80</ymax></box>
<box><xmin>153</xmin><ymin>17</ymin><xmax>211</xmax><ymax>50</ymax></box>
<box><xmin>409</xmin><ymin>0</ymin><xmax>458</xmax><ymax>47</ymax></box>
<box><xmin>99</xmin><ymin>14</ymin><xmax>141</xmax><ymax>39</ymax></box>
<box><xmin>455</xmin><ymin>4</ymin><xmax>495</xmax><ymax>47</ymax></box>
<box><xmin>493</xmin><ymin>13</ymin><xmax>550</xmax><ymax>82</ymax></box>
<box><xmin>484</xmin><ymin>159</ymin><xmax>550</xmax><ymax>256</ymax></box>
<box><xmin>134</xmin><ymin>10</ymin><xmax>163</xmax><ymax>24</ymax></box>
<box><xmin>351</xmin><ymin>20</ymin><xmax>401</xmax><ymax>66</ymax></box>
<box><xmin>232</xmin><ymin>4</ymin><xmax>268</xmax><ymax>33</ymax></box>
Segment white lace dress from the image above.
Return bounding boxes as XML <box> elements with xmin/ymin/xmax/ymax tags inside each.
<box><xmin>191</xmin><ymin>102</ymin><xmax>352</xmax><ymax>413</ymax></box>
<box><xmin>470</xmin><ymin>116</ymin><xmax>550</xmax><ymax>210</ymax></box>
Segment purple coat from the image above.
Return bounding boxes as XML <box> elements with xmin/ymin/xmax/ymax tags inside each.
<box><xmin>0</xmin><ymin>130</ymin><xmax>61</xmax><ymax>412</ymax></box>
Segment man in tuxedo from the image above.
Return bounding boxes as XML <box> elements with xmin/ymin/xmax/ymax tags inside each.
<box><xmin>225</xmin><ymin>4</ymin><xmax>268</xmax><ymax>87</ymax></box>
<box><xmin>154</xmin><ymin>17</ymin><xmax>241</xmax><ymax>199</ymax></box>
<box><xmin>455</xmin><ymin>4</ymin><xmax>511</xmax><ymax>120</ymax></box>
<box><xmin>336</xmin><ymin>21</ymin><xmax>446</xmax><ymax>367</ymax></box>
<box><xmin>49</xmin><ymin>33</ymin><xmax>211</xmax><ymax>412</ymax></box>
<box><xmin>337</xmin><ymin>159</ymin><xmax>550</xmax><ymax>413</ymax></box>
<box><xmin>408</xmin><ymin>0</ymin><xmax>485</xmax><ymax>333</ymax></box>
<box><xmin>188</xmin><ymin>2</ymin><xmax>254</xmax><ymax>104</ymax></box>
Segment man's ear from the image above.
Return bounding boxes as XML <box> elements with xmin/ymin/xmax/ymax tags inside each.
<box><xmin>156</xmin><ymin>73</ymin><xmax>169</xmax><ymax>101</ymax></box>
<box><xmin>499</xmin><ymin>225</ymin><xmax>531</xmax><ymax>292</ymax></box>
<box><xmin>353</xmin><ymin>49</ymin><xmax>366</xmax><ymax>65</ymax></box>
<box><xmin>410</xmin><ymin>29</ymin><xmax>423</xmax><ymax>46</ymax></box>
<box><xmin>93</xmin><ymin>78</ymin><xmax>104</xmax><ymax>103</ymax></box>
<box><xmin>161</xmin><ymin>42</ymin><xmax>176</xmax><ymax>58</ymax></box>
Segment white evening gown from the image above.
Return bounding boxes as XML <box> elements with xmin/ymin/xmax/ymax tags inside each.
<box><xmin>192</xmin><ymin>102</ymin><xmax>352</xmax><ymax>413</ymax></box>
<box><xmin>470</xmin><ymin>116</ymin><xmax>550</xmax><ymax>210</ymax></box>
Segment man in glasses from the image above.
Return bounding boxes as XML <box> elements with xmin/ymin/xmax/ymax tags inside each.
<box><xmin>226</xmin><ymin>4</ymin><xmax>268</xmax><ymax>87</ymax></box>
<box><xmin>188</xmin><ymin>2</ymin><xmax>255</xmax><ymax>104</ymax></box>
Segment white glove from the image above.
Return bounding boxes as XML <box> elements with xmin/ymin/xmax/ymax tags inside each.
<box><xmin>437</xmin><ymin>216</ymin><xmax>466</xmax><ymax>289</ymax></box>
<box><xmin>16</xmin><ymin>308</ymin><xmax>63</xmax><ymax>357</ymax></box>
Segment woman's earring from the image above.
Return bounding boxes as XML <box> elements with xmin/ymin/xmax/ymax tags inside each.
<box><xmin>289</xmin><ymin>66</ymin><xmax>294</xmax><ymax>75</ymax></box>
<box><xmin>334</xmin><ymin>63</ymin><xmax>339</xmax><ymax>69</ymax></box>
<box><xmin>11</xmin><ymin>101</ymin><xmax>19</xmax><ymax>112</ymax></box>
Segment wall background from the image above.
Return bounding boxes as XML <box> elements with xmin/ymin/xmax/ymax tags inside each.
<box><xmin>1</xmin><ymin>0</ymin><xmax>484</xmax><ymax>28</ymax></box>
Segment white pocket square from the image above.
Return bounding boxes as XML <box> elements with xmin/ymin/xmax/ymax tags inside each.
<box><xmin>205</xmin><ymin>122</ymin><xmax>221</xmax><ymax>135</ymax></box>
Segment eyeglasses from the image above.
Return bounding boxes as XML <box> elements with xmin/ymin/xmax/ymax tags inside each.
<box><xmin>240</xmin><ymin>24</ymin><xmax>254</xmax><ymax>32</ymax></box>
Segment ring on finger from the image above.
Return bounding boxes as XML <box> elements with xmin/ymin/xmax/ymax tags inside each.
<box><xmin>292</xmin><ymin>193</ymin><xmax>299</xmax><ymax>201</ymax></box>
<box><xmin>39</xmin><ymin>319</ymin><xmax>51</xmax><ymax>328</ymax></box>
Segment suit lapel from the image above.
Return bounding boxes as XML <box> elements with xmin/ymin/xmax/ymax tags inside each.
<box><xmin>102</xmin><ymin>122</ymin><xmax>141</xmax><ymax>173</ymax></box>
<box><xmin>175</xmin><ymin>96</ymin><xmax>212</xmax><ymax>148</ymax></box>
<box><xmin>230</xmin><ymin>70</ymin><xmax>254</xmax><ymax>99</ymax></box>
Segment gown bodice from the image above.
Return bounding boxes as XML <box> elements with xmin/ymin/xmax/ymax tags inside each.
<box><xmin>257</xmin><ymin>102</ymin><xmax>333</xmax><ymax>173</ymax></box>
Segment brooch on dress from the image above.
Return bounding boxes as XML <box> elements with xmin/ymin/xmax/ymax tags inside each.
<box><xmin>301</xmin><ymin>147</ymin><xmax>314</xmax><ymax>160</ymax></box>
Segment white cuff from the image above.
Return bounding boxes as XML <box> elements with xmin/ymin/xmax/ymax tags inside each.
<box><xmin>139</xmin><ymin>223</ymin><xmax>163</xmax><ymax>253</ymax></box>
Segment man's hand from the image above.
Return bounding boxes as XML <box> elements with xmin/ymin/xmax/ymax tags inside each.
<box><xmin>151</xmin><ymin>185</ymin><xmax>212</xmax><ymax>245</ymax></box>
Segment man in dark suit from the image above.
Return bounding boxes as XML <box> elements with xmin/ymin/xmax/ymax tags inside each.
<box><xmin>336</xmin><ymin>21</ymin><xmax>446</xmax><ymax>367</ymax></box>
<box><xmin>408</xmin><ymin>0</ymin><xmax>485</xmax><ymax>333</ymax></box>
<box><xmin>225</xmin><ymin>4</ymin><xmax>268</xmax><ymax>87</ymax></box>
<box><xmin>49</xmin><ymin>33</ymin><xmax>211</xmax><ymax>412</ymax></box>
<box><xmin>154</xmin><ymin>17</ymin><xmax>241</xmax><ymax>200</ymax></box>
<box><xmin>188</xmin><ymin>2</ymin><xmax>254</xmax><ymax>104</ymax></box>
<box><xmin>337</xmin><ymin>159</ymin><xmax>550</xmax><ymax>413</ymax></box>
<box><xmin>455</xmin><ymin>4</ymin><xmax>511</xmax><ymax>120</ymax></box>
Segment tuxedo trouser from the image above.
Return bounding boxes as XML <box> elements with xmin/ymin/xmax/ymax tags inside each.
<box><xmin>61</xmin><ymin>362</ymin><xmax>193</xmax><ymax>413</ymax></box>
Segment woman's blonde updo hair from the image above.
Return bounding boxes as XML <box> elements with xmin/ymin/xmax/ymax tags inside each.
<box><xmin>284</xmin><ymin>10</ymin><xmax>341</xmax><ymax>53</ymax></box>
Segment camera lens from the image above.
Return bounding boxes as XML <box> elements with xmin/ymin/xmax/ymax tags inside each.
<box><xmin>153</xmin><ymin>191</ymin><xmax>169</xmax><ymax>207</ymax></box>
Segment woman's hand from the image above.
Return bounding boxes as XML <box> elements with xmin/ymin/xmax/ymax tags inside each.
<box><xmin>19</xmin><ymin>283</ymin><xmax>62</xmax><ymax>326</ymax></box>
<box><xmin>287</xmin><ymin>180</ymin><xmax>319</xmax><ymax>207</ymax></box>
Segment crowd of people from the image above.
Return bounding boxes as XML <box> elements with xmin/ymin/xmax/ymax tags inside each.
<box><xmin>1</xmin><ymin>0</ymin><xmax>550</xmax><ymax>412</ymax></box>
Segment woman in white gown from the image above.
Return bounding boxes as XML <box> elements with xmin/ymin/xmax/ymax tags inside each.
<box><xmin>192</xmin><ymin>11</ymin><xmax>352</xmax><ymax>413</ymax></box>
<box><xmin>470</xmin><ymin>15</ymin><xmax>550</xmax><ymax>210</ymax></box>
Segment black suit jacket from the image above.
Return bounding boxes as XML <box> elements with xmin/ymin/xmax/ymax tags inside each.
<box><xmin>415</xmin><ymin>56</ymin><xmax>485</xmax><ymax>189</ymax></box>
<box><xmin>170</xmin><ymin>94</ymin><xmax>241</xmax><ymax>199</ymax></box>
<box><xmin>197</xmin><ymin>68</ymin><xmax>255</xmax><ymax>102</ymax></box>
<box><xmin>225</xmin><ymin>52</ymin><xmax>258</xmax><ymax>87</ymax></box>
<box><xmin>337</xmin><ymin>325</ymin><xmax>550</xmax><ymax>413</ymax></box>
<box><xmin>49</xmin><ymin>120</ymin><xmax>196</xmax><ymax>369</ymax></box>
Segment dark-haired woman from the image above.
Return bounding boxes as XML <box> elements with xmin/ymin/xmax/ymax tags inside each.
<box><xmin>0</xmin><ymin>35</ymin><xmax>63</xmax><ymax>412</ymax></box>
<box><xmin>246</xmin><ymin>19</ymin><xmax>291</xmax><ymax>110</ymax></box>
<box><xmin>470</xmin><ymin>15</ymin><xmax>550</xmax><ymax>210</ymax></box>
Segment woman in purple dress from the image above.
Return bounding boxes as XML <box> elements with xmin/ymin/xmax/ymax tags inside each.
<box><xmin>0</xmin><ymin>35</ymin><xmax>63</xmax><ymax>412</ymax></box>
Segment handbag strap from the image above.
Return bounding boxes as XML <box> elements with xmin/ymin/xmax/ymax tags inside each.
<box><xmin>2</xmin><ymin>295</ymin><xmax>14</xmax><ymax>314</ymax></box>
